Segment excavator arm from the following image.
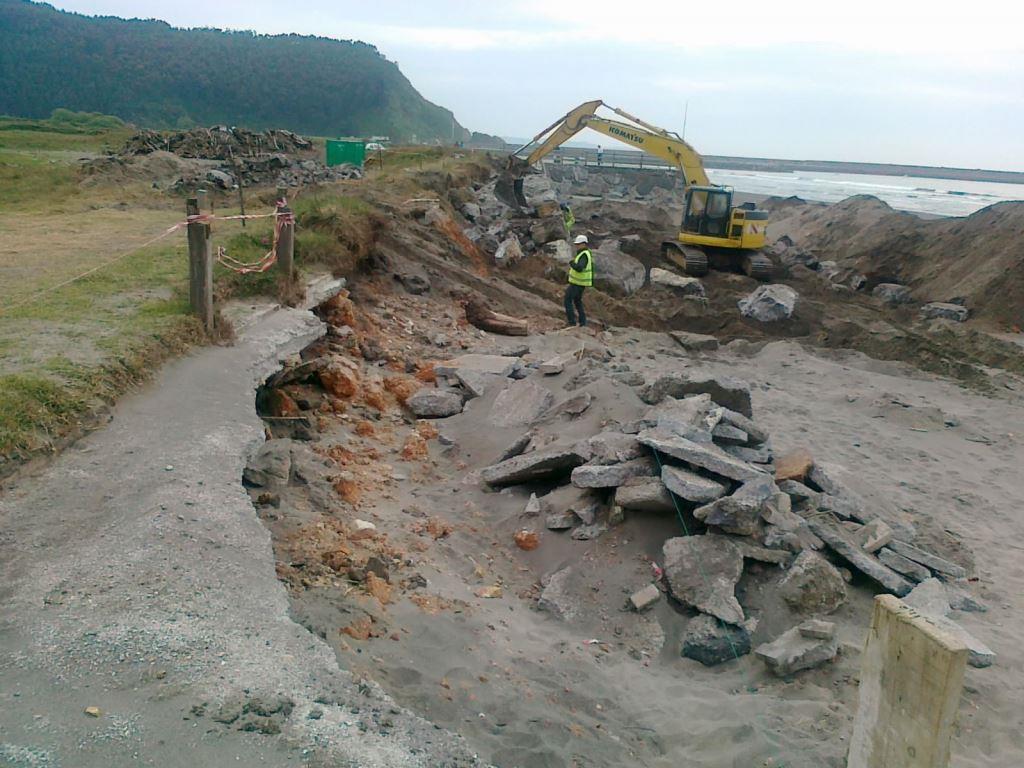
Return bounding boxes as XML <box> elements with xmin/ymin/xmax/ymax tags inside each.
<box><xmin>506</xmin><ymin>100</ymin><xmax>710</xmax><ymax>192</ymax></box>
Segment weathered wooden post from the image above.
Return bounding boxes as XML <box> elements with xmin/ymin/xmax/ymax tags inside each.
<box><xmin>275</xmin><ymin>188</ymin><xmax>295</xmax><ymax>292</ymax></box>
<box><xmin>186</xmin><ymin>197</ymin><xmax>214</xmax><ymax>333</ymax></box>
<box><xmin>847</xmin><ymin>595</ymin><xmax>968</xmax><ymax>768</ymax></box>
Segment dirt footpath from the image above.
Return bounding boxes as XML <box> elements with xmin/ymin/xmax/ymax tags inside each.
<box><xmin>0</xmin><ymin>294</ymin><xmax>480</xmax><ymax>768</ymax></box>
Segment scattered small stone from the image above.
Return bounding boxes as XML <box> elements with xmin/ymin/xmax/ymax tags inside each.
<box><xmin>628</xmin><ymin>583</ymin><xmax>661</xmax><ymax>612</ymax></box>
<box><xmin>475</xmin><ymin>585</ymin><xmax>503</xmax><ymax>599</ymax></box>
<box><xmin>545</xmin><ymin>511</ymin><xmax>576</xmax><ymax>530</ymax></box>
<box><xmin>547</xmin><ymin>391</ymin><xmax>593</xmax><ymax>418</ymax></box>
<box><xmin>873</xmin><ymin>283</ymin><xmax>911</xmax><ymax>305</ymax></box>
<box><xmin>84</xmin><ymin>706</ymin><xmax>101</xmax><ymax>718</ymax></box>
<box><xmin>571</xmin><ymin>522</ymin><xmax>609</xmax><ymax>541</ymax></box>
<box><xmin>514</xmin><ymin>530</ymin><xmax>540</xmax><ymax>551</ymax></box>
<box><xmin>798</xmin><ymin>619</ymin><xmax>835</xmax><ymax>640</ymax></box>
<box><xmin>364</xmin><ymin>556</ymin><xmax>390</xmax><ymax>582</ymax></box>
<box><xmin>902</xmin><ymin>578</ymin><xmax>951</xmax><ymax>616</ymax></box>
<box><xmin>539</xmin><ymin>351</ymin><xmax>576</xmax><ymax>375</ymax></box>
<box><xmin>498</xmin><ymin>432</ymin><xmax>533</xmax><ymax>462</ymax></box>
<box><xmin>608</xmin><ymin>504</ymin><xmax>625</xmax><ymax>526</ymax></box>
<box><xmin>946</xmin><ymin>583</ymin><xmax>988</xmax><ymax>613</ymax></box>
<box><xmin>524</xmin><ymin>493</ymin><xmax>543</xmax><ymax>516</ymax></box>
<box><xmin>722</xmin><ymin>443</ymin><xmax>774</xmax><ymax>465</ymax></box>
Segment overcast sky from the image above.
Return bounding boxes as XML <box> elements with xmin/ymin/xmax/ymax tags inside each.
<box><xmin>50</xmin><ymin>0</ymin><xmax>1024</xmax><ymax>170</ymax></box>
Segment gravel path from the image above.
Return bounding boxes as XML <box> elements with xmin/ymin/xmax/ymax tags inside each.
<box><xmin>0</xmin><ymin>298</ymin><xmax>480</xmax><ymax>768</ymax></box>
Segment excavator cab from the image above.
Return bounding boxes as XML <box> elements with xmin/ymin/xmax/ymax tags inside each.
<box><xmin>683</xmin><ymin>186</ymin><xmax>733</xmax><ymax>238</ymax></box>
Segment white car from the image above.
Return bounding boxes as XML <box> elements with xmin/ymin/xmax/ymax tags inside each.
<box><xmin>365</xmin><ymin>142</ymin><xmax>387</xmax><ymax>152</ymax></box>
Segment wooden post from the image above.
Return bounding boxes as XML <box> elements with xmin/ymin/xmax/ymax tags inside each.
<box><xmin>276</xmin><ymin>194</ymin><xmax>295</xmax><ymax>291</ymax></box>
<box><xmin>847</xmin><ymin>595</ymin><xmax>968</xmax><ymax>768</ymax></box>
<box><xmin>186</xmin><ymin>198</ymin><xmax>214</xmax><ymax>333</ymax></box>
<box><xmin>235</xmin><ymin>160</ymin><xmax>246</xmax><ymax>228</ymax></box>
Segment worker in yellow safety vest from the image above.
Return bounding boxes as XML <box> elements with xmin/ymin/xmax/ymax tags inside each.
<box><xmin>565</xmin><ymin>234</ymin><xmax>593</xmax><ymax>327</ymax></box>
<box><xmin>560</xmin><ymin>202</ymin><xmax>575</xmax><ymax>235</ymax></box>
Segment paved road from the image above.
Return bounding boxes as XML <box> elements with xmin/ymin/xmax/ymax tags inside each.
<box><xmin>0</xmin><ymin>292</ymin><xmax>479</xmax><ymax>767</ymax></box>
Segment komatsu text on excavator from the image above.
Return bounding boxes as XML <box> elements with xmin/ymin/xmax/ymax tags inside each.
<box><xmin>499</xmin><ymin>100</ymin><xmax>772</xmax><ymax>279</ymax></box>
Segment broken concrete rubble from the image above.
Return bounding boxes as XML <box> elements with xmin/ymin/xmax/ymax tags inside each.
<box><xmin>571</xmin><ymin>457</ymin><xmax>656</xmax><ymax>488</ymax></box>
<box><xmin>755</xmin><ymin>625</ymin><xmax>838</xmax><ymax>676</ymax></box>
<box><xmin>681</xmin><ymin>615</ymin><xmax>751</xmax><ymax>666</ymax></box>
<box><xmin>876</xmin><ymin>547</ymin><xmax>931</xmax><ymax>582</ymax></box>
<box><xmin>639</xmin><ymin>428</ymin><xmax>767</xmax><ymax>483</ymax></box>
<box><xmin>662</xmin><ymin>535</ymin><xmax>744</xmax><ymax>625</ymax></box>
<box><xmin>640</xmin><ymin>373</ymin><xmax>754</xmax><ymax>418</ymax></box>
<box><xmin>614</xmin><ymin>477</ymin><xmax>676</xmax><ymax>512</ymax></box>
<box><xmin>489</xmin><ymin>380</ymin><xmax>555</xmax><ymax>427</ymax></box>
<box><xmin>854</xmin><ymin>519</ymin><xmax>893</xmax><ymax>553</ymax></box>
<box><xmin>480</xmin><ymin>448</ymin><xmax>586</xmax><ymax>487</ymax></box>
<box><xmin>777</xmin><ymin>551</ymin><xmax>848</xmax><ymax>614</ymax></box>
<box><xmin>805</xmin><ymin>517</ymin><xmax>913</xmax><ymax>596</ymax></box>
<box><xmin>591</xmin><ymin>239</ymin><xmax>646</xmax><ymax>297</ymax></box>
<box><xmin>661</xmin><ymin>465</ymin><xmax>728</xmax><ymax>504</ymax></box>
<box><xmin>774</xmin><ymin>449</ymin><xmax>814</xmax><ymax>482</ymax></box>
<box><xmin>886</xmin><ymin>539</ymin><xmax>967</xmax><ymax>579</ymax></box>
<box><xmin>629</xmin><ymin>583</ymin><xmax>661</xmax><ymax>612</ymax></box>
<box><xmin>693</xmin><ymin>475</ymin><xmax>776</xmax><ymax>536</ymax></box>
<box><xmin>575</xmin><ymin>431</ymin><xmax>643</xmax><ymax>465</ymax></box>
<box><xmin>645</xmin><ymin>393</ymin><xmax>722</xmax><ymax>441</ymax></box>
<box><xmin>649</xmin><ymin>268</ymin><xmax>706</xmax><ymax>297</ymax></box>
<box><xmin>407</xmin><ymin>388</ymin><xmax>464</xmax><ymax>418</ymax></box>
<box><xmin>901</xmin><ymin>579</ymin><xmax>994</xmax><ymax>667</ymax></box>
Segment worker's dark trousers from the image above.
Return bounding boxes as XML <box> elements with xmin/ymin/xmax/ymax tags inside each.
<box><xmin>564</xmin><ymin>284</ymin><xmax>587</xmax><ymax>326</ymax></box>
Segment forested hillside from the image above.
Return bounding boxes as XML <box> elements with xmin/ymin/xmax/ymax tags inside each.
<box><xmin>0</xmin><ymin>0</ymin><xmax>470</xmax><ymax>142</ymax></box>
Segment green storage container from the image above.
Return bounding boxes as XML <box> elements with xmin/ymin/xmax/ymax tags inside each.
<box><xmin>325</xmin><ymin>139</ymin><xmax>365</xmax><ymax>168</ymax></box>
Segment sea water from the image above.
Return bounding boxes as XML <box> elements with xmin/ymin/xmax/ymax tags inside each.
<box><xmin>706</xmin><ymin>169</ymin><xmax>1024</xmax><ymax>218</ymax></box>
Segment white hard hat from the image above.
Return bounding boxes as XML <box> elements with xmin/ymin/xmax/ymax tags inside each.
<box><xmin>573</xmin><ymin>234</ymin><xmax>589</xmax><ymax>245</ymax></box>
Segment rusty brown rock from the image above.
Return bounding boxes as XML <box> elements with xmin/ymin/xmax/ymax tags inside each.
<box><xmin>774</xmin><ymin>448</ymin><xmax>814</xmax><ymax>482</ymax></box>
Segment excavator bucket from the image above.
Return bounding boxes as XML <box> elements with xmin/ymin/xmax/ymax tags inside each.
<box><xmin>494</xmin><ymin>157</ymin><xmax>531</xmax><ymax>209</ymax></box>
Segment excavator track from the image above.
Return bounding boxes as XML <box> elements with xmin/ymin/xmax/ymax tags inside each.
<box><xmin>743</xmin><ymin>253</ymin><xmax>774</xmax><ymax>281</ymax></box>
<box><xmin>662</xmin><ymin>242</ymin><xmax>708</xmax><ymax>276</ymax></box>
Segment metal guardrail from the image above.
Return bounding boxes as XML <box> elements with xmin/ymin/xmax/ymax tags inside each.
<box><xmin>540</xmin><ymin>146</ymin><xmax>675</xmax><ymax>172</ymax></box>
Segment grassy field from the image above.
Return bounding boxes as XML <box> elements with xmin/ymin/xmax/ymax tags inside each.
<box><xmin>0</xmin><ymin>113</ymin><xmax>492</xmax><ymax>466</ymax></box>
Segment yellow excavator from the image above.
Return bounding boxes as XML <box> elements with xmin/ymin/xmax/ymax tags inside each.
<box><xmin>499</xmin><ymin>100</ymin><xmax>772</xmax><ymax>279</ymax></box>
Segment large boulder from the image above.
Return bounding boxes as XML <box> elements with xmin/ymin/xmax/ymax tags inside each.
<box><xmin>592</xmin><ymin>239</ymin><xmax>646</xmax><ymax>297</ymax></box>
<box><xmin>530</xmin><ymin>216</ymin><xmax>566</xmax><ymax>245</ymax></box>
<box><xmin>777</xmin><ymin>551</ymin><xmax>848</xmax><ymax>614</ymax></box>
<box><xmin>243</xmin><ymin>439</ymin><xmax>293</xmax><ymax>487</ymax></box>
<box><xmin>494</xmin><ymin>235</ymin><xmax>524</xmax><ymax>267</ymax></box>
<box><xmin>662</xmin><ymin>535</ymin><xmax>744</xmax><ymax>625</ymax></box>
<box><xmin>649</xmin><ymin>268</ymin><xmax>706</xmax><ymax>297</ymax></box>
<box><xmin>738</xmin><ymin>284</ymin><xmax>798</xmax><ymax>322</ymax></box>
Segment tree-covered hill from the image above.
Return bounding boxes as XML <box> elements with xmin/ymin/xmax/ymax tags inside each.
<box><xmin>0</xmin><ymin>0</ymin><xmax>471</xmax><ymax>142</ymax></box>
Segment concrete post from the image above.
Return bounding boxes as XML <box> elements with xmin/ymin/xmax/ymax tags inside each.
<box><xmin>847</xmin><ymin>595</ymin><xmax>968</xmax><ymax>768</ymax></box>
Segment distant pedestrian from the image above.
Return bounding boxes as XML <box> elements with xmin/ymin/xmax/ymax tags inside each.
<box><xmin>596</xmin><ymin>145</ymin><xmax>603</xmax><ymax>166</ymax></box>
<box><xmin>565</xmin><ymin>234</ymin><xmax>593</xmax><ymax>327</ymax></box>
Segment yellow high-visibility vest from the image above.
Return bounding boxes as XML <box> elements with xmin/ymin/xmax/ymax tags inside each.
<box><xmin>568</xmin><ymin>249</ymin><xmax>593</xmax><ymax>287</ymax></box>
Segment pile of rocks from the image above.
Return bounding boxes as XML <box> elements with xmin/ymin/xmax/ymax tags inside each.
<box><xmin>122</xmin><ymin>126</ymin><xmax>313</xmax><ymax>159</ymax></box>
<box><xmin>174</xmin><ymin>155</ymin><xmax>361</xmax><ymax>192</ymax></box>
<box><xmin>452</xmin><ymin>362</ymin><xmax>989</xmax><ymax>673</ymax></box>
